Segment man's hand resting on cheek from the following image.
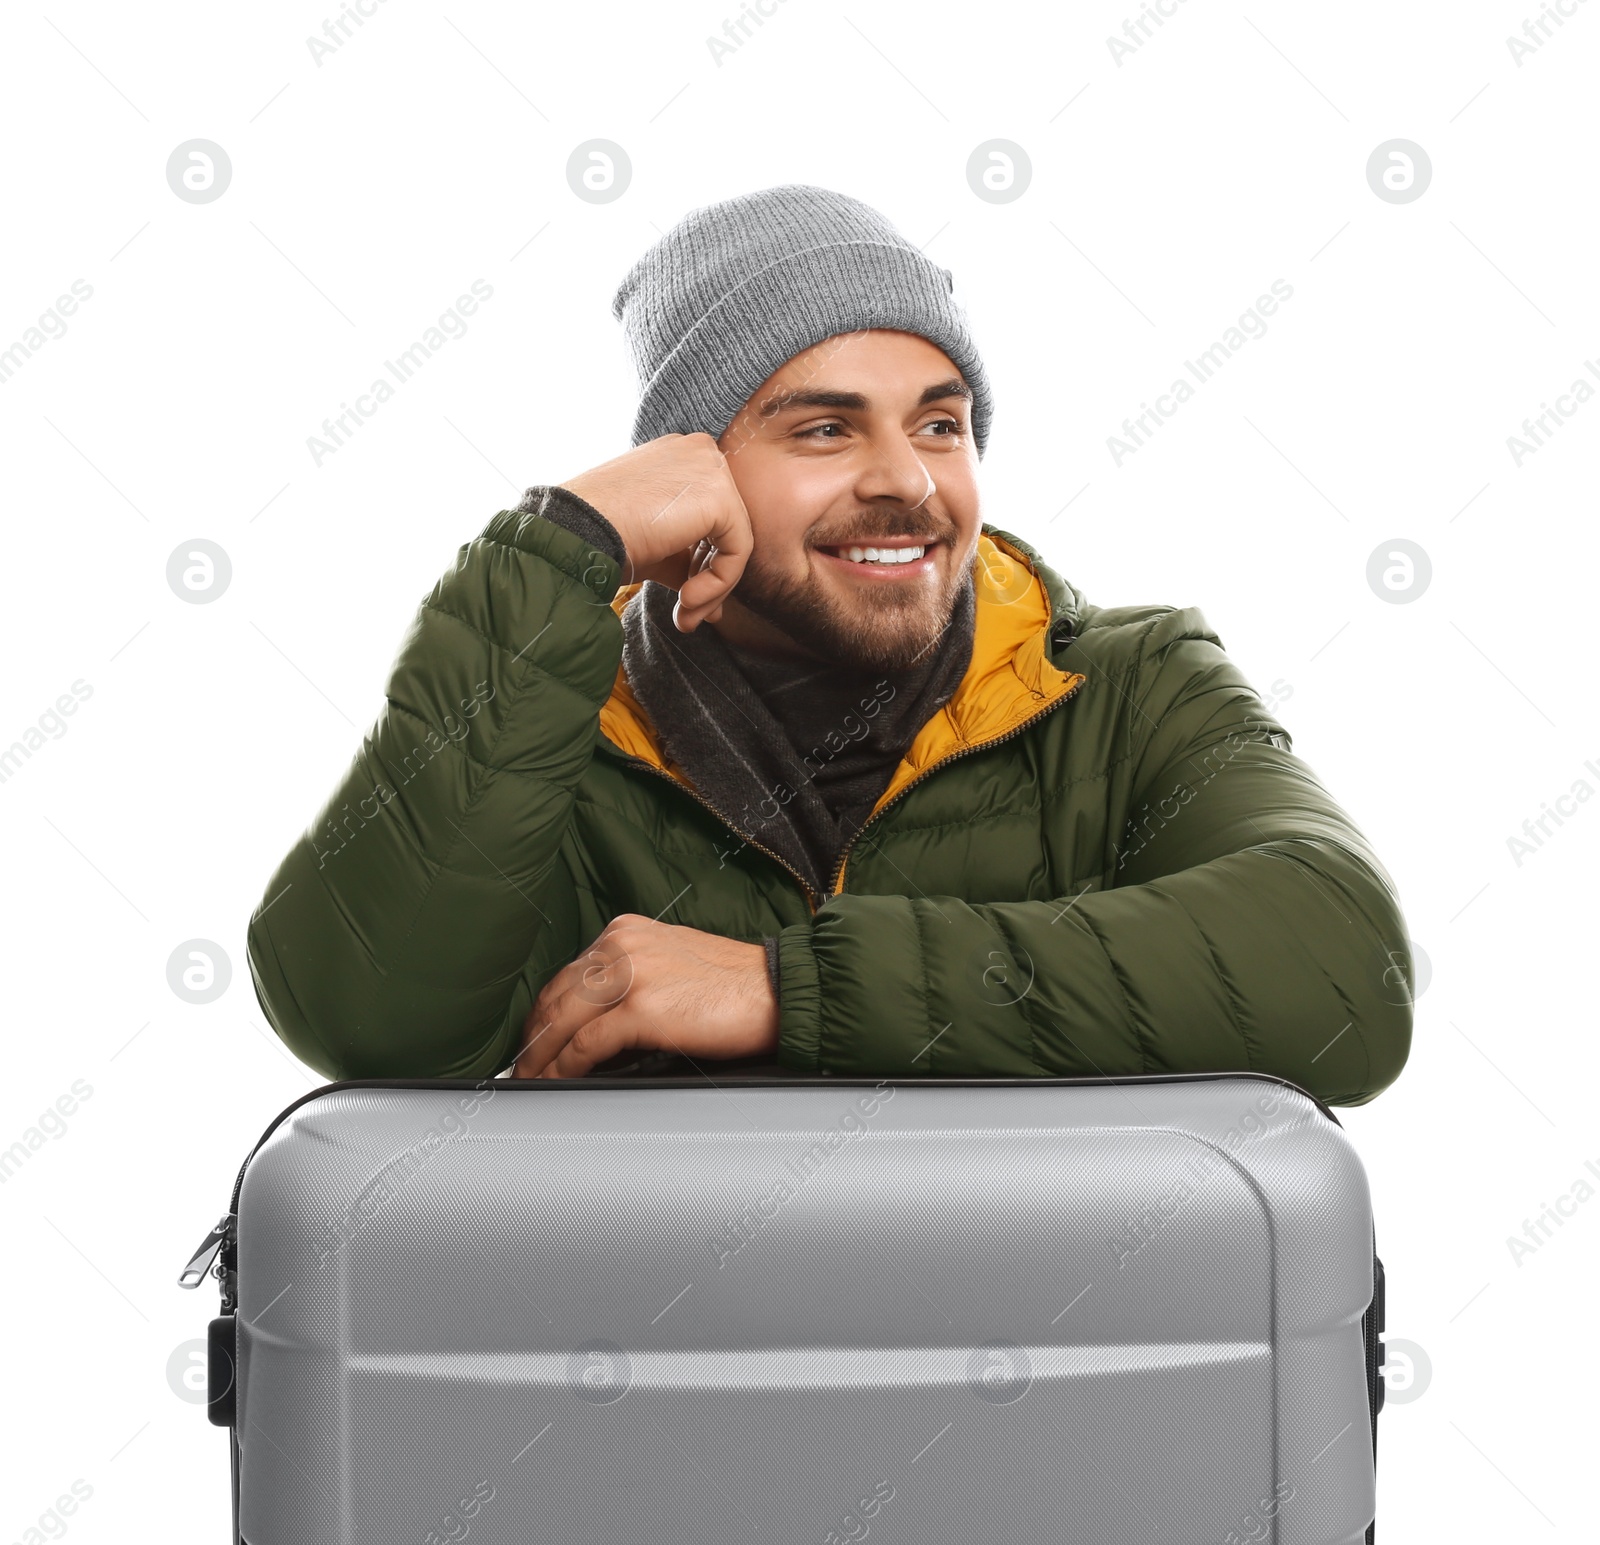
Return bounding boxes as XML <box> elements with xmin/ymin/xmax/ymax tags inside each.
<box><xmin>512</xmin><ymin>913</ymin><xmax>780</xmax><ymax>1078</ymax></box>
<box><xmin>557</xmin><ymin>432</ymin><xmax>754</xmax><ymax>635</ymax></box>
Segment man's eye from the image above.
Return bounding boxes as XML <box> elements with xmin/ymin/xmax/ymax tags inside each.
<box><xmin>794</xmin><ymin>418</ymin><xmax>962</xmax><ymax>440</ymax></box>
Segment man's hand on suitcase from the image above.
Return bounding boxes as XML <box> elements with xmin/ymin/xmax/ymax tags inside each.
<box><xmin>512</xmin><ymin>913</ymin><xmax>779</xmax><ymax>1078</ymax></box>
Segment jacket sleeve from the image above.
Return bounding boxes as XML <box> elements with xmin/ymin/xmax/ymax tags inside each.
<box><xmin>246</xmin><ymin>489</ymin><xmax>625</xmax><ymax>1080</ymax></box>
<box><xmin>772</xmin><ymin>610</ymin><xmax>1414</xmax><ymax>1106</ymax></box>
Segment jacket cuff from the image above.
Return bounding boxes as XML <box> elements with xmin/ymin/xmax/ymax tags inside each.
<box><xmin>761</xmin><ymin>936</ymin><xmax>782</xmax><ymax>1006</ymax></box>
<box><xmin>773</xmin><ymin>922</ymin><xmax>824</xmax><ymax>1072</ymax></box>
<box><xmin>515</xmin><ymin>484</ymin><xmax>629</xmax><ymax>571</ymax></box>
<box><xmin>481</xmin><ymin>493</ymin><xmax>623</xmax><ymax>604</ymax></box>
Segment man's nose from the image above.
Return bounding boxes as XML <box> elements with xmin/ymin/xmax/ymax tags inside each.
<box><xmin>855</xmin><ymin>433</ymin><xmax>938</xmax><ymax>508</ymax></box>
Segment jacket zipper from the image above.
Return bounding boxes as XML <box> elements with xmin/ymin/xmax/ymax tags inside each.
<box><xmin>620</xmin><ymin>756</ymin><xmax>823</xmax><ymax>915</ymax></box>
<box><xmin>824</xmin><ymin>674</ymin><xmax>1086</xmax><ymax>896</ymax></box>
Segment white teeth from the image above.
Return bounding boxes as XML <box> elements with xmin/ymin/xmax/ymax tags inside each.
<box><xmin>837</xmin><ymin>544</ymin><xmax>927</xmax><ymax>565</ymax></box>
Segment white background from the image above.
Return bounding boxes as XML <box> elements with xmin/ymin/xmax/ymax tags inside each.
<box><xmin>2</xmin><ymin>0</ymin><xmax>1595</xmax><ymax>1538</ymax></box>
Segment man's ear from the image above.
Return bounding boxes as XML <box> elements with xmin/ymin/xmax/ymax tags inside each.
<box><xmin>704</xmin><ymin>603</ymin><xmax>725</xmax><ymax>625</ymax></box>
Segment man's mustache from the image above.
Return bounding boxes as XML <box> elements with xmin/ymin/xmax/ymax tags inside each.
<box><xmin>806</xmin><ymin>514</ymin><xmax>956</xmax><ymax>547</ymax></box>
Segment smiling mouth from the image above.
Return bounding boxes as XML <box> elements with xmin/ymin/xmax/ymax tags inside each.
<box><xmin>814</xmin><ymin>537</ymin><xmax>940</xmax><ymax>569</ymax></box>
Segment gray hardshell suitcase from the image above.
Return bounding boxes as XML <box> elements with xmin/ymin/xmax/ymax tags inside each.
<box><xmin>181</xmin><ymin>1072</ymin><xmax>1385</xmax><ymax>1543</ymax></box>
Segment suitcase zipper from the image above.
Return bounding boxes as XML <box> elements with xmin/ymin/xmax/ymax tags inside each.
<box><xmin>179</xmin><ymin>1211</ymin><xmax>238</xmax><ymax>1312</ymax></box>
<box><xmin>179</xmin><ymin>1214</ymin><xmax>232</xmax><ymax>1288</ymax></box>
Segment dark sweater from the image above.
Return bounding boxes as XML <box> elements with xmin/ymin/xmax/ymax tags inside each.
<box><xmin>514</xmin><ymin>484</ymin><xmax>976</xmax><ymax>1015</ymax></box>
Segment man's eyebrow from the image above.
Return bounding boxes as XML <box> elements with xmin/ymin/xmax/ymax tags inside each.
<box><xmin>756</xmin><ymin>378</ymin><xmax>972</xmax><ymax>419</ymax></box>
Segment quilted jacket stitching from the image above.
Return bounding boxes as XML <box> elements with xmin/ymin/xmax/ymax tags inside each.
<box><xmin>385</xmin><ymin>699</ymin><xmax>570</xmax><ymax>788</ymax></box>
<box><xmin>1076</xmin><ymin>908</ymin><xmax>1154</xmax><ymax>1075</ymax></box>
<box><xmin>984</xmin><ymin>906</ymin><xmax>1050</xmax><ymax>1075</ymax></box>
<box><xmin>348</xmin><ymin>625</ymin><xmax>544</xmax><ymax>1033</ymax></box>
<box><xmin>1176</xmin><ymin>899</ymin><xmax>1258</xmax><ymax>1071</ymax></box>
<box><xmin>418</xmin><ymin>599</ymin><xmax>592</xmax><ymax>700</ymax></box>
<box><xmin>910</xmin><ymin>899</ymin><xmax>935</xmax><ymax>1073</ymax></box>
<box><xmin>1254</xmin><ymin>843</ymin><xmax>1377</xmax><ymax>1097</ymax></box>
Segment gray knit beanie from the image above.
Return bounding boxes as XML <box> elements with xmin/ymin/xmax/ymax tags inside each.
<box><xmin>610</xmin><ymin>183</ymin><xmax>994</xmax><ymax>459</ymax></box>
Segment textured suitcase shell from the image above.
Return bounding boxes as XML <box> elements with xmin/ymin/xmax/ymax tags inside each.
<box><xmin>226</xmin><ymin>1074</ymin><xmax>1378</xmax><ymax>1543</ymax></box>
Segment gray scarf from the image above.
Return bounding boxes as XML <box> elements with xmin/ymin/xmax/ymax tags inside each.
<box><xmin>620</xmin><ymin>570</ymin><xmax>976</xmax><ymax>901</ymax></box>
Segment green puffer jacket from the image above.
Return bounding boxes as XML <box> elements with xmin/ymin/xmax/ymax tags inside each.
<box><xmin>247</xmin><ymin>492</ymin><xmax>1413</xmax><ymax>1104</ymax></box>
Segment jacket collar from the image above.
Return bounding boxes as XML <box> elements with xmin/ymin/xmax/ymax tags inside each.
<box><xmin>597</xmin><ymin>527</ymin><xmax>1087</xmax><ymax>819</ymax></box>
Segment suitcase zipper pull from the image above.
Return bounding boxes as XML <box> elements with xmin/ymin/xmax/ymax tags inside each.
<box><xmin>178</xmin><ymin>1213</ymin><xmax>235</xmax><ymax>1290</ymax></box>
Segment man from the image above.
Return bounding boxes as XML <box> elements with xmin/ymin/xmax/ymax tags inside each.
<box><xmin>247</xmin><ymin>183</ymin><xmax>1413</xmax><ymax>1103</ymax></box>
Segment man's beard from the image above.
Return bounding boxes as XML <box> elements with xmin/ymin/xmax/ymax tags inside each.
<box><xmin>723</xmin><ymin>537</ymin><xmax>973</xmax><ymax>674</ymax></box>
